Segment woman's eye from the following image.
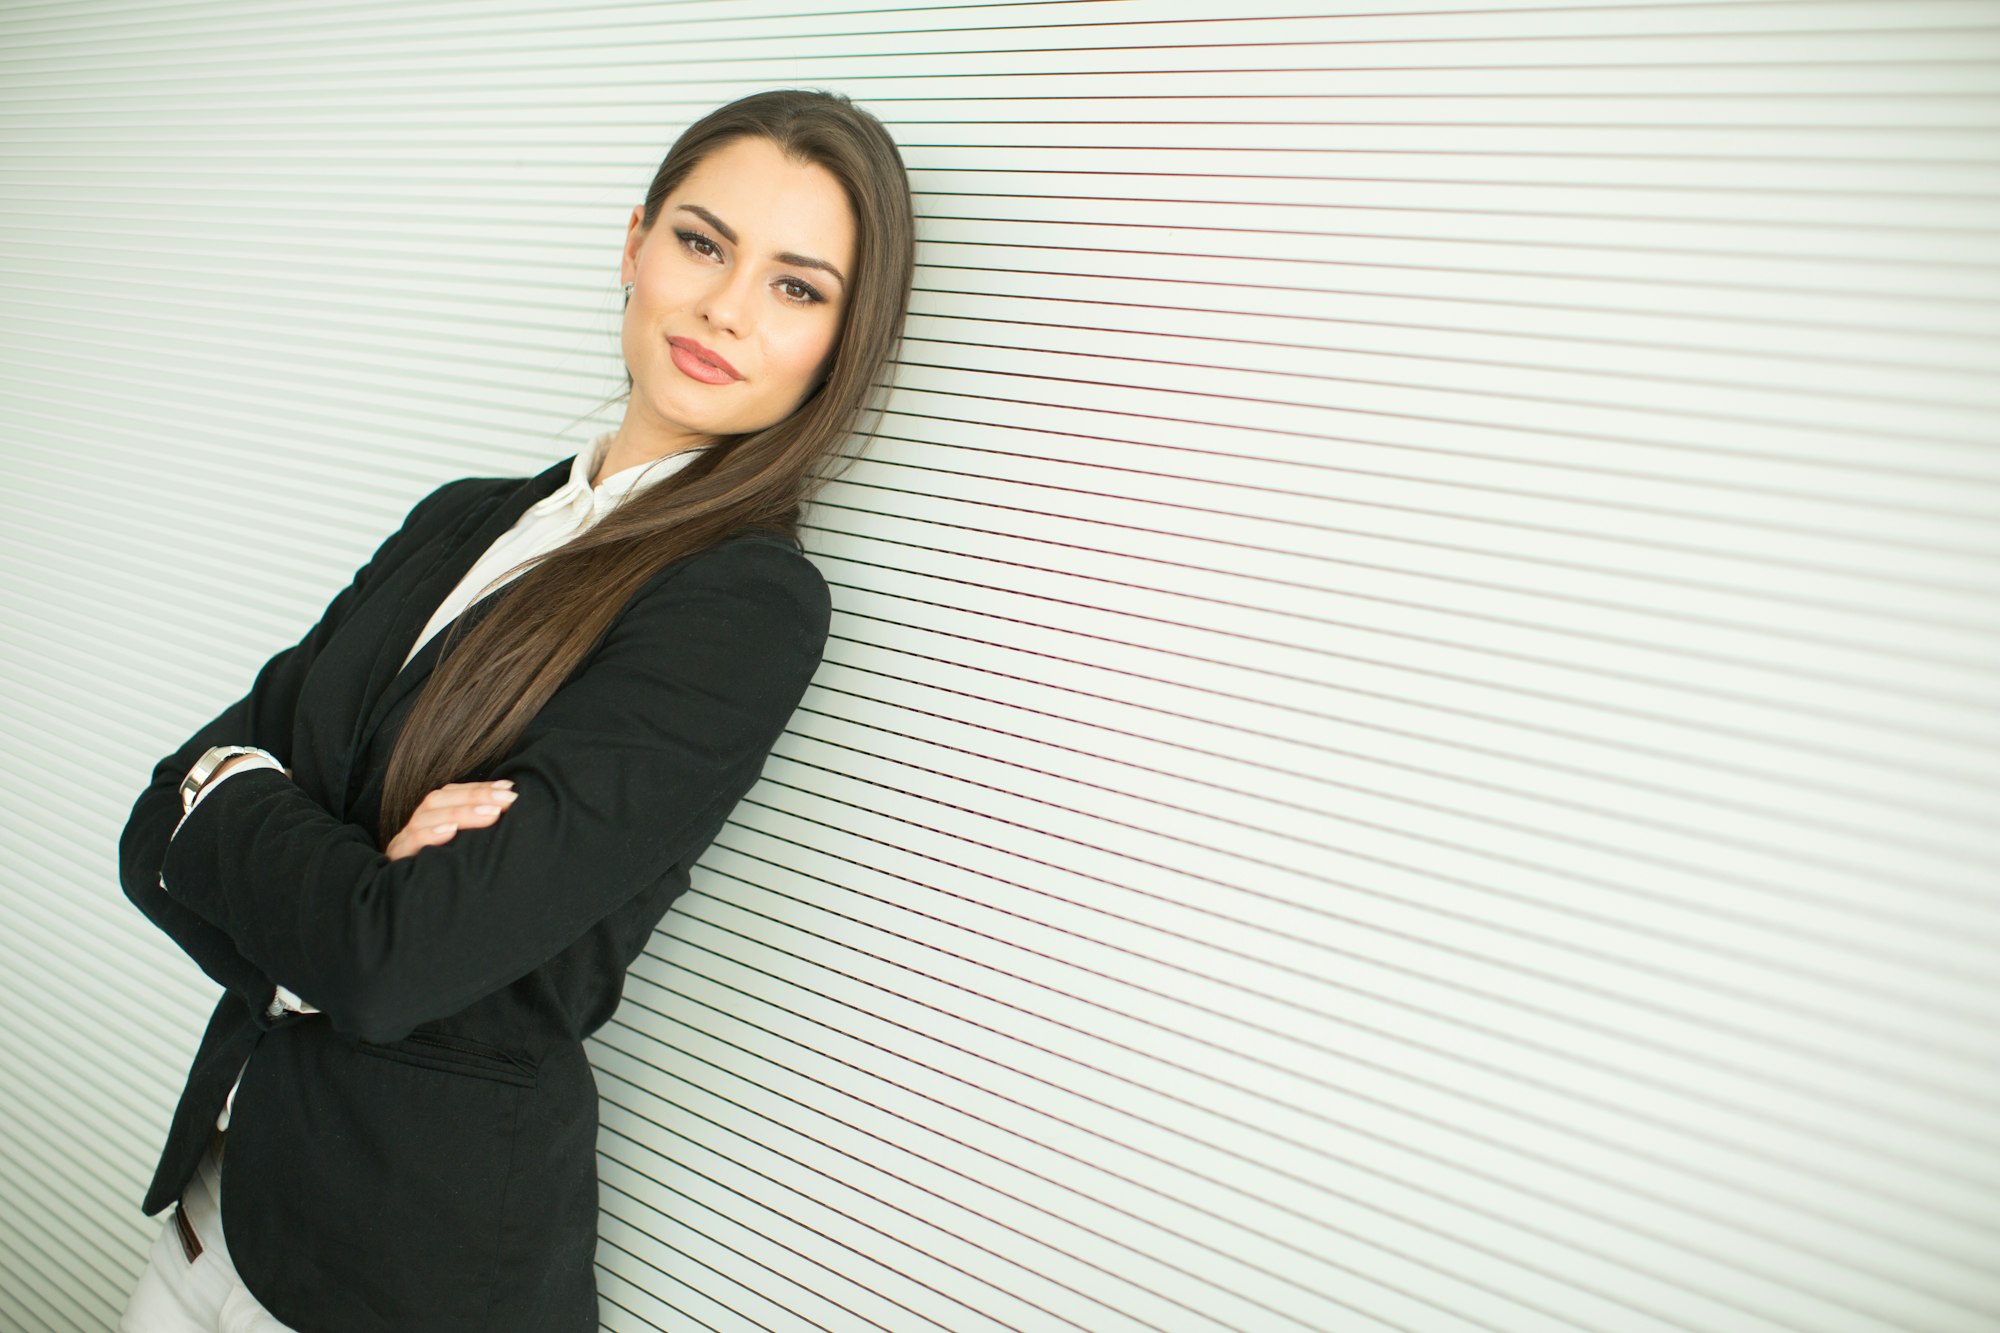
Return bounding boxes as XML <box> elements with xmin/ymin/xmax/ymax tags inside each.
<box><xmin>778</xmin><ymin>277</ymin><xmax>824</xmax><ymax>305</ymax></box>
<box><xmin>677</xmin><ymin>229</ymin><xmax>719</xmax><ymax>259</ymax></box>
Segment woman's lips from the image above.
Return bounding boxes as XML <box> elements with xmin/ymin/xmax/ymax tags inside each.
<box><xmin>668</xmin><ymin>336</ymin><xmax>741</xmax><ymax>385</ymax></box>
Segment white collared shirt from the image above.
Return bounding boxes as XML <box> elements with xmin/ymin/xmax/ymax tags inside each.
<box><xmin>401</xmin><ymin>428</ymin><xmax>709</xmax><ymax>670</ymax></box>
<box><xmin>196</xmin><ymin>428</ymin><xmax>705</xmax><ymax>1131</ymax></box>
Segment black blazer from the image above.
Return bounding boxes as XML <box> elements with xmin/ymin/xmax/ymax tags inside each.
<box><xmin>117</xmin><ymin>455</ymin><xmax>831</xmax><ymax>1332</ymax></box>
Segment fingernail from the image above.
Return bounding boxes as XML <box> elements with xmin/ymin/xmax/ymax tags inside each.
<box><xmin>439</xmin><ymin>823</ymin><xmax>458</xmax><ymax>835</ymax></box>
<box><xmin>496</xmin><ymin>790</ymin><xmax>518</xmax><ymax>802</ymax></box>
<box><xmin>493</xmin><ymin>779</ymin><xmax>516</xmax><ymax>789</ymax></box>
<box><xmin>475</xmin><ymin>804</ymin><xmax>498</xmax><ymax>815</ymax></box>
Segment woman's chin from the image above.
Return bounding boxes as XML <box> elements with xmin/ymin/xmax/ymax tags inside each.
<box><xmin>643</xmin><ymin>379</ymin><xmax>798</xmax><ymax>441</ymax></box>
<box><xmin>642</xmin><ymin>393</ymin><xmax>724</xmax><ymax>437</ymax></box>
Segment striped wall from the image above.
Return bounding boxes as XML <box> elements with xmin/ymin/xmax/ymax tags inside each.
<box><xmin>2</xmin><ymin>1</ymin><xmax>1996</xmax><ymax>1329</ymax></box>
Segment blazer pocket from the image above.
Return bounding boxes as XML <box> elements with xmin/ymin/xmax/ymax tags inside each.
<box><xmin>355</xmin><ymin>1029</ymin><xmax>538</xmax><ymax>1088</ymax></box>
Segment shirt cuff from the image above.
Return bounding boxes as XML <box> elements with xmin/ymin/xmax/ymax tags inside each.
<box><xmin>165</xmin><ymin>748</ymin><xmax>287</xmax><ymax>848</ymax></box>
<box><xmin>188</xmin><ymin>749</ymin><xmax>287</xmax><ymax>815</ymax></box>
<box><xmin>273</xmin><ymin>983</ymin><xmax>320</xmax><ymax>1015</ymax></box>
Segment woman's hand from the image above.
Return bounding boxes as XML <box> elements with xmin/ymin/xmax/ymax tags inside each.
<box><xmin>385</xmin><ymin>780</ymin><xmax>518</xmax><ymax>862</ymax></box>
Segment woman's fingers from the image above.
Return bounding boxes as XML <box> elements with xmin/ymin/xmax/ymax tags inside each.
<box><xmin>386</xmin><ymin>781</ymin><xmax>518</xmax><ymax>860</ymax></box>
<box><xmin>420</xmin><ymin>782</ymin><xmax>518</xmax><ymax>818</ymax></box>
<box><xmin>425</xmin><ymin>789</ymin><xmax>516</xmax><ymax>834</ymax></box>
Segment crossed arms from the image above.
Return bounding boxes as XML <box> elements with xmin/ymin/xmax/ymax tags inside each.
<box><xmin>117</xmin><ymin>481</ymin><xmax>464</xmax><ymax>1029</ymax></box>
<box><xmin>122</xmin><ymin>512</ymin><xmax>829</xmax><ymax>1048</ymax></box>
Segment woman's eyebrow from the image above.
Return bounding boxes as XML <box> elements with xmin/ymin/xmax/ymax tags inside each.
<box><xmin>676</xmin><ymin>203</ymin><xmax>845</xmax><ymax>287</ymax></box>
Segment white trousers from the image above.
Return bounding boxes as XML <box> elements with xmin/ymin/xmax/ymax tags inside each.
<box><xmin>118</xmin><ymin>1135</ymin><xmax>302</xmax><ymax>1332</ymax></box>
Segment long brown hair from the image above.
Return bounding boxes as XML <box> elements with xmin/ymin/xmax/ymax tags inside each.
<box><xmin>376</xmin><ymin>88</ymin><xmax>914</xmax><ymax>840</ymax></box>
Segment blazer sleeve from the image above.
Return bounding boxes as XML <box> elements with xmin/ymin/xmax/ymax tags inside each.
<box><xmin>156</xmin><ymin>535</ymin><xmax>832</xmax><ymax>1046</ymax></box>
<box><xmin>118</xmin><ymin>479</ymin><xmax>465</xmax><ymax>1023</ymax></box>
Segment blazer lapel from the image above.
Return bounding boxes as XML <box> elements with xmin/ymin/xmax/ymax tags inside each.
<box><xmin>332</xmin><ymin>458</ymin><xmax>572</xmax><ymax>814</ymax></box>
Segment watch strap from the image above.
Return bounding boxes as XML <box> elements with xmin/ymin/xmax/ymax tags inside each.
<box><xmin>179</xmin><ymin>745</ymin><xmax>282</xmax><ymax>817</ymax></box>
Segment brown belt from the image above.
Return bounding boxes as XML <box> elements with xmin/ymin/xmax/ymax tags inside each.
<box><xmin>173</xmin><ymin>1127</ymin><xmax>227</xmax><ymax>1264</ymax></box>
<box><xmin>173</xmin><ymin>1201</ymin><xmax>203</xmax><ymax>1263</ymax></box>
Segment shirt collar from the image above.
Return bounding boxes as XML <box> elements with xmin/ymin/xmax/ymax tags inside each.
<box><xmin>529</xmin><ymin>429</ymin><xmax>709</xmax><ymax>519</ymax></box>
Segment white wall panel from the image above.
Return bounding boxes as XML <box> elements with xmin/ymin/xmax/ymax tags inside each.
<box><xmin>2</xmin><ymin>1</ymin><xmax>1995</xmax><ymax>1330</ymax></box>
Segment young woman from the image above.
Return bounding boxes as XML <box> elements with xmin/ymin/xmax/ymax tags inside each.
<box><xmin>116</xmin><ymin>88</ymin><xmax>915</xmax><ymax>1332</ymax></box>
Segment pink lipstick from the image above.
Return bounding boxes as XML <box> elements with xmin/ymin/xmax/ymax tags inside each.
<box><xmin>668</xmin><ymin>336</ymin><xmax>741</xmax><ymax>385</ymax></box>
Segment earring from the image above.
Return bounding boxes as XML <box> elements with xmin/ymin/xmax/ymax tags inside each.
<box><xmin>621</xmin><ymin>281</ymin><xmax>634</xmax><ymax>298</ymax></box>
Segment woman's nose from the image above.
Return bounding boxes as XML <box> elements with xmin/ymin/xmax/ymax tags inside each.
<box><xmin>697</xmin><ymin>268</ymin><xmax>754</xmax><ymax>338</ymax></box>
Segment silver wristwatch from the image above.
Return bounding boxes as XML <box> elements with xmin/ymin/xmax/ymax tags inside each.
<box><xmin>179</xmin><ymin>744</ymin><xmax>276</xmax><ymax>817</ymax></box>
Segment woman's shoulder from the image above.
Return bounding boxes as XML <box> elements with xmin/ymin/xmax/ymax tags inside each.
<box><xmin>637</xmin><ymin>528</ymin><xmax>830</xmax><ymax>648</ymax></box>
<box><xmin>404</xmin><ymin>473</ymin><xmax>515</xmax><ymax>524</ymax></box>
<box><xmin>680</xmin><ymin>528</ymin><xmax>825</xmax><ymax>599</ymax></box>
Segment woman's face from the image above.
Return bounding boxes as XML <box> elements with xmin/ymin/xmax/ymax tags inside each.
<box><xmin>619</xmin><ymin>135</ymin><xmax>856</xmax><ymax>453</ymax></box>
